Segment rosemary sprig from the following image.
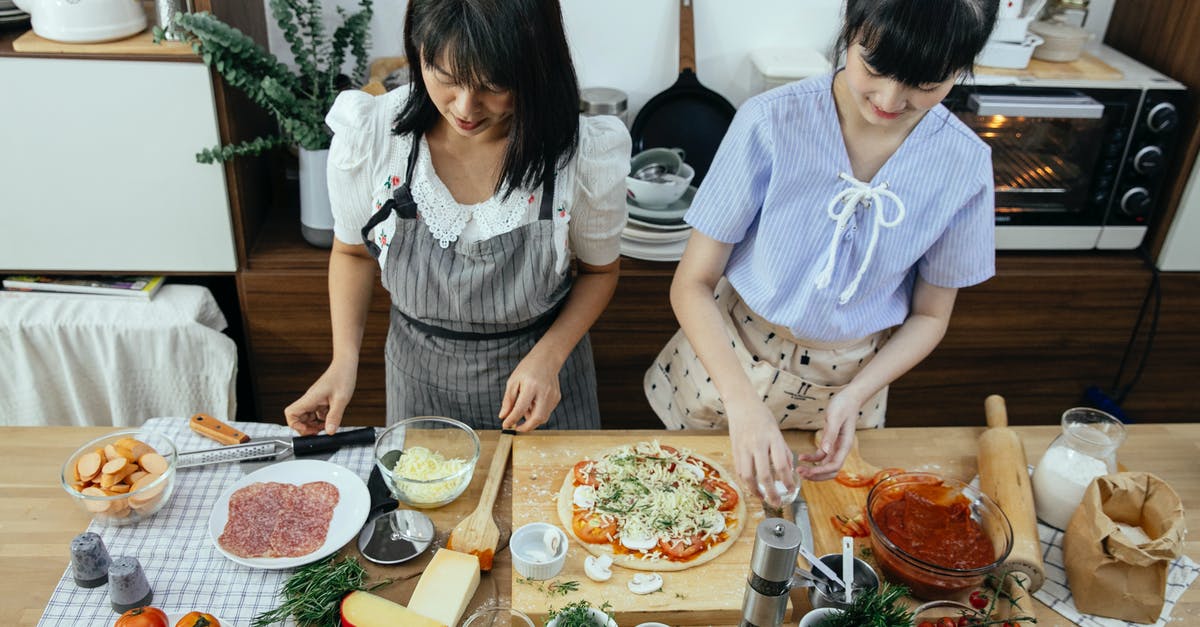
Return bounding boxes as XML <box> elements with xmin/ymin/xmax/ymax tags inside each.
<box><xmin>546</xmin><ymin>600</ymin><xmax>615</xmax><ymax>627</ymax></box>
<box><xmin>818</xmin><ymin>583</ymin><xmax>914</xmax><ymax>627</ymax></box>
<box><xmin>250</xmin><ymin>556</ymin><xmax>390</xmax><ymax>627</ymax></box>
<box><xmin>516</xmin><ymin>576</ymin><xmax>581</xmax><ymax>597</ymax></box>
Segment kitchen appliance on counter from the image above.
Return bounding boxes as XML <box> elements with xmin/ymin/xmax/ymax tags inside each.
<box><xmin>12</xmin><ymin>0</ymin><xmax>146</xmax><ymax>43</ymax></box>
<box><xmin>945</xmin><ymin>69</ymin><xmax>1187</xmax><ymax>250</ymax></box>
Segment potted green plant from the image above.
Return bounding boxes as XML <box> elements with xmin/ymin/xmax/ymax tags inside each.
<box><xmin>154</xmin><ymin>0</ymin><xmax>375</xmax><ymax>247</ymax></box>
<box><xmin>545</xmin><ymin>600</ymin><xmax>617</xmax><ymax>627</ymax></box>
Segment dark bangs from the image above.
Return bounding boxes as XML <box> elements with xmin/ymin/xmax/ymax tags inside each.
<box><xmin>394</xmin><ymin>0</ymin><xmax>581</xmax><ymax>199</ymax></box>
<box><xmin>837</xmin><ymin>0</ymin><xmax>999</xmax><ymax>86</ymax></box>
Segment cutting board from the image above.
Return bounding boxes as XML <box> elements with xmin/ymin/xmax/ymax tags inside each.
<box><xmin>11</xmin><ymin>29</ymin><xmax>195</xmax><ymax>57</ymax></box>
<box><xmin>799</xmin><ymin>434</ymin><xmax>882</xmax><ymax>561</ymax></box>
<box><xmin>977</xmin><ymin>52</ymin><xmax>1123</xmax><ymax>80</ymax></box>
<box><xmin>512</xmin><ymin>434</ymin><xmax>790</xmax><ymax>626</ymax></box>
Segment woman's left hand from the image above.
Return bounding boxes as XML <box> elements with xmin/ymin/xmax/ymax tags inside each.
<box><xmin>799</xmin><ymin>391</ymin><xmax>864</xmax><ymax>481</ymax></box>
<box><xmin>498</xmin><ymin>349</ymin><xmax>563</xmax><ymax>431</ymax></box>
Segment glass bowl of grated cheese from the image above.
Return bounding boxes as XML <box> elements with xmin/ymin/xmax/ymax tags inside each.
<box><xmin>374</xmin><ymin>416</ymin><xmax>480</xmax><ymax>509</ymax></box>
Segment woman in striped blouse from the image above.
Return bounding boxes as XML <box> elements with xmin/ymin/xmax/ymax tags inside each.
<box><xmin>646</xmin><ymin>0</ymin><xmax>1000</xmax><ymax>503</ymax></box>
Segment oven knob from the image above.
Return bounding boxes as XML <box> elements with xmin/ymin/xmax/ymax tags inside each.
<box><xmin>1132</xmin><ymin>146</ymin><xmax>1165</xmax><ymax>175</ymax></box>
<box><xmin>1146</xmin><ymin>102</ymin><xmax>1178</xmax><ymax>133</ymax></box>
<box><xmin>1120</xmin><ymin>187</ymin><xmax>1152</xmax><ymax>216</ymax></box>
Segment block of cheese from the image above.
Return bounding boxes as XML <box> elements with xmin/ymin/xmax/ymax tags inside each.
<box><xmin>340</xmin><ymin>591</ymin><xmax>446</xmax><ymax>627</ymax></box>
<box><xmin>407</xmin><ymin>548</ymin><xmax>481</xmax><ymax>626</ymax></box>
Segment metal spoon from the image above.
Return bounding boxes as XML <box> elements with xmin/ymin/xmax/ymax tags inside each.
<box><xmin>632</xmin><ymin>162</ymin><xmax>677</xmax><ymax>181</ymax></box>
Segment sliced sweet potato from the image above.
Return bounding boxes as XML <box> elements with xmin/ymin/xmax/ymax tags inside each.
<box><xmin>106</xmin><ymin>484</ymin><xmax>130</xmax><ymax>494</ymax></box>
<box><xmin>128</xmin><ymin>470</ymin><xmax>149</xmax><ymax>484</ymax></box>
<box><xmin>138</xmin><ymin>453</ymin><xmax>169</xmax><ymax>475</ymax></box>
<box><xmin>76</xmin><ymin>452</ymin><xmax>103</xmax><ymax>482</ymax></box>
<box><xmin>101</xmin><ymin>457</ymin><xmax>128</xmax><ymax>475</ymax></box>
<box><xmin>100</xmin><ymin>465</ymin><xmax>136</xmax><ymax>488</ymax></box>
<box><xmin>80</xmin><ymin>487</ymin><xmax>111</xmax><ymax>512</ymax></box>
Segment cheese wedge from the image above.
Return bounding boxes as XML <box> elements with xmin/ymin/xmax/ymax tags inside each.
<box><xmin>340</xmin><ymin>591</ymin><xmax>445</xmax><ymax>627</ymax></box>
<box><xmin>406</xmin><ymin>549</ymin><xmax>480</xmax><ymax>626</ymax></box>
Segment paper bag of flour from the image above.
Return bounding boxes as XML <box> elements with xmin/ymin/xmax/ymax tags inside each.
<box><xmin>1063</xmin><ymin>472</ymin><xmax>1185</xmax><ymax>623</ymax></box>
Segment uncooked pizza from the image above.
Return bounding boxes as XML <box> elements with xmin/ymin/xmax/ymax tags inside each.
<box><xmin>557</xmin><ymin>441</ymin><xmax>745</xmax><ymax>571</ymax></box>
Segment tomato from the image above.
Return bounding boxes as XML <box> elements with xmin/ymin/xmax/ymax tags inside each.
<box><xmin>917</xmin><ymin>622</ymin><xmax>936</xmax><ymax>627</ymax></box>
<box><xmin>969</xmin><ymin>589</ymin><xmax>990</xmax><ymax>610</ymax></box>
<box><xmin>658</xmin><ymin>533</ymin><xmax>705</xmax><ymax>560</ymax></box>
<box><xmin>871</xmin><ymin>467</ymin><xmax>906</xmax><ymax>485</ymax></box>
<box><xmin>175</xmin><ymin>612</ymin><xmax>220</xmax><ymax>627</ymax></box>
<box><xmin>573</xmin><ymin>460</ymin><xmax>600</xmax><ymax>487</ymax></box>
<box><xmin>834</xmin><ymin>470</ymin><xmax>874</xmax><ymax>488</ymax></box>
<box><xmin>114</xmin><ymin>607</ymin><xmax>169</xmax><ymax>627</ymax></box>
<box><xmin>830</xmin><ymin>513</ymin><xmax>870</xmax><ymax>537</ymax></box>
<box><xmin>572</xmin><ymin>511</ymin><xmax>617</xmax><ymax>544</ymax></box>
<box><xmin>687</xmin><ymin>456</ymin><xmax>718</xmax><ymax>477</ymax></box>
<box><xmin>702</xmin><ymin>478</ymin><xmax>739</xmax><ymax>512</ymax></box>
<box><xmin>938</xmin><ymin>618</ymin><xmax>957</xmax><ymax>627</ymax></box>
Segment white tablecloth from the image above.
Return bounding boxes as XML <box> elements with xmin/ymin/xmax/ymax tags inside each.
<box><xmin>0</xmin><ymin>285</ymin><xmax>237</xmax><ymax>426</ymax></box>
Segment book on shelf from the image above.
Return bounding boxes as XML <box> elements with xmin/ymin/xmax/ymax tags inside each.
<box><xmin>1</xmin><ymin>275</ymin><xmax>166</xmax><ymax>300</ymax></box>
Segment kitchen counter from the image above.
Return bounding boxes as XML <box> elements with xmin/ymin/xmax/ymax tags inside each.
<box><xmin>4</xmin><ymin>424</ymin><xmax>1198</xmax><ymax>626</ymax></box>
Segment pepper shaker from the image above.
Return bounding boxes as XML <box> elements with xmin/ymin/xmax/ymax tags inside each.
<box><xmin>70</xmin><ymin>532</ymin><xmax>111</xmax><ymax>588</ymax></box>
<box><xmin>109</xmin><ymin>556</ymin><xmax>153</xmax><ymax>613</ymax></box>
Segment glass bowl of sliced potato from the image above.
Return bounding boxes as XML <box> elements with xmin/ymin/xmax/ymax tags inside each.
<box><xmin>60</xmin><ymin>430</ymin><xmax>178</xmax><ymax>526</ymax></box>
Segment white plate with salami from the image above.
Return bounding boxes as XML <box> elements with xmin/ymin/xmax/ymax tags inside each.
<box><xmin>207</xmin><ymin>459</ymin><xmax>370</xmax><ymax>569</ymax></box>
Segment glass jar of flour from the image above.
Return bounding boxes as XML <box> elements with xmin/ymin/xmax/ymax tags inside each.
<box><xmin>1031</xmin><ymin>407</ymin><xmax>1126</xmax><ymax>529</ymax></box>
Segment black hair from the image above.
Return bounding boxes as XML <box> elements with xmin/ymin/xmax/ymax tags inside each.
<box><xmin>836</xmin><ymin>0</ymin><xmax>999</xmax><ymax>87</ymax></box>
<box><xmin>394</xmin><ymin>0</ymin><xmax>580</xmax><ymax>200</ymax></box>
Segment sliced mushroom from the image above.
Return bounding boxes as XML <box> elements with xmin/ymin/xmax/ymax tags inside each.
<box><xmin>628</xmin><ymin>572</ymin><xmax>664</xmax><ymax>595</ymax></box>
<box><xmin>584</xmin><ymin>554</ymin><xmax>613</xmax><ymax>582</ymax></box>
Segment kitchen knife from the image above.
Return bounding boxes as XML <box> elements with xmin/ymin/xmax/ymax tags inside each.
<box><xmin>793</xmin><ymin>488</ymin><xmax>815</xmax><ymax>557</ymax></box>
<box><xmin>178</xmin><ymin>414</ymin><xmax>376</xmax><ymax>469</ymax></box>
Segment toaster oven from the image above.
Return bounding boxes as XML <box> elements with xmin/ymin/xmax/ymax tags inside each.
<box><xmin>944</xmin><ymin>83</ymin><xmax>1187</xmax><ymax>250</ymax></box>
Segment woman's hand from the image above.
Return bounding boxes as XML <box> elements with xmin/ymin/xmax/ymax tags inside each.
<box><xmin>498</xmin><ymin>348</ymin><xmax>563</xmax><ymax>432</ymax></box>
<box><xmin>727</xmin><ymin>398</ymin><xmax>796</xmax><ymax>508</ymax></box>
<box><xmin>284</xmin><ymin>360</ymin><xmax>359</xmax><ymax>436</ymax></box>
<box><xmin>798</xmin><ymin>391</ymin><xmax>863</xmax><ymax>481</ymax></box>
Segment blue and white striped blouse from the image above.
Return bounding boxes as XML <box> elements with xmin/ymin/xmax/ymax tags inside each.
<box><xmin>685</xmin><ymin>72</ymin><xmax>995</xmax><ymax>344</ymax></box>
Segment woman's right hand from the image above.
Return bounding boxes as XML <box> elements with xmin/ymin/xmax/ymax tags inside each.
<box><xmin>284</xmin><ymin>360</ymin><xmax>359</xmax><ymax>435</ymax></box>
<box><xmin>727</xmin><ymin>398</ymin><xmax>796</xmax><ymax>508</ymax></box>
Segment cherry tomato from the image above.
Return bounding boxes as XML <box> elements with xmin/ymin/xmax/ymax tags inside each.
<box><xmin>918</xmin><ymin>622</ymin><xmax>936</xmax><ymax>627</ymax></box>
<box><xmin>573</xmin><ymin>460</ymin><xmax>600</xmax><ymax>487</ymax></box>
<box><xmin>938</xmin><ymin>618</ymin><xmax>957</xmax><ymax>627</ymax></box>
<box><xmin>114</xmin><ymin>607</ymin><xmax>169</xmax><ymax>627</ymax></box>
<box><xmin>956</xmin><ymin>616</ymin><xmax>972</xmax><ymax>627</ymax></box>
<box><xmin>969</xmin><ymin>590</ymin><xmax>990</xmax><ymax>610</ymax></box>
<box><xmin>702</xmin><ymin>478</ymin><xmax>739</xmax><ymax>512</ymax></box>
<box><xmin>834</xmin><ymin>470</ymin><xmax>874</xmax><ymax>488</ymax></box>
<box><xmin>657</xmin><ymin>533</ymin><xmax>705</xmax><ymax>560</ymax></box>
<box><xmin>871</xmin><ymin>467</ymin><xmax>906</xmax><ymax>485</ymax></box>
<box><xmin>830</xmin><ymin>513</ymin><xmax>870</xmax><ymax>537</ymax></box>
<box><xmin>175</xmin><ymin>613</ymin><xmax>220</xmax><ymax>627</ymax></box>
<box><xmin>571</xmin><ymin>511</ymin><xmax>616</xmax><ymax>544</ymax></box>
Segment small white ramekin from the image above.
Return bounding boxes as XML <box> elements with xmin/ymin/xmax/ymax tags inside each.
<box><xmin>510</xmin><ymin>522</ymin><xmax>568</xmax><ymax>580</ymax></box>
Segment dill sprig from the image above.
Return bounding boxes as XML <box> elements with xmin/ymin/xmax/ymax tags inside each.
<box><xmin>251</xmin><ymin>555</ymin><xmax>390</xmax><ymax>627</ymax></box>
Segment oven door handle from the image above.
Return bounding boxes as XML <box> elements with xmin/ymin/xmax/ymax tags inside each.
<box><xmin>967</xmin><ymin>93</ymin><xmax>1105</xmax><ymax>119</ymax></box>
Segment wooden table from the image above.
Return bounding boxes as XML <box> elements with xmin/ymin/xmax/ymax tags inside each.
<box><xmin>4</xmin><ymin>425</ymin><xmax>1198</xmax><ymax>626</ymax></box>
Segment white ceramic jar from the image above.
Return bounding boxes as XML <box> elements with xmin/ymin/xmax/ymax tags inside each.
<box><xmin>1031</xmin><ymin>407</ymin><xmax>1126</xmax><ymax>529</ymax></box>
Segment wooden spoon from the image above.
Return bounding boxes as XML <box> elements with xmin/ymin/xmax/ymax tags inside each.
<box><xmin>446</xmin><ymin>429</ymin><xmax>514</xmax><ymax>572</ymax></box>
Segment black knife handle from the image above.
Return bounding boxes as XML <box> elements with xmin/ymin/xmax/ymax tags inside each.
<box><xmin>293</xmin><ymin>427</ymin><xmax>377</xmax><ymax>456</ymax></box>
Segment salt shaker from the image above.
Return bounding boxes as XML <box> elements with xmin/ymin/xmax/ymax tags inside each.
<box><xmin>70</xmin><ymin>532</ymin><xmax>111</xmax><ymax>588</ymax></box>
<box><xmin>109</xmin><ymin>556</ymin><xmax>153</xmax><ymax>613</ymax></box>
<box><xmin>1031</xmin><ymin>407</ymin><xmax>1126</xmax><ymax>530</ymax></box>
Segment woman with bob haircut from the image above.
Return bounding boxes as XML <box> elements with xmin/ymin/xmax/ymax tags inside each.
<box><xmin>646</xmin><ymin>0</ymin><xmax>999</xmax><ymax>502</ymax></box>
<box><xmin>286</xmin><ymin>0</ymin><xmax>630</xmax><ymax>434</ymax></box>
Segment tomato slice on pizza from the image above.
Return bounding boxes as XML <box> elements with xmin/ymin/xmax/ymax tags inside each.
<box><xmin>557</xmin><ymin>441</ymin><xmax>746</xmax><ymax>572</ymax></box>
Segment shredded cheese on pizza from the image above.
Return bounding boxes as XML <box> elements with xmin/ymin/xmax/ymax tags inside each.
<box><xmin>577</xmin><ymin>441</ymin><xmax>733</xmax><ymax>555</ymax></box>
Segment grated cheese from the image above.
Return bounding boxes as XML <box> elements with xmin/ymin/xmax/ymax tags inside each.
<box><xmin>578</xmin><ymin>440</ymin><xmax>733</xmax><ymax>556</ymax></box>
<box><xmin>392</xmin><ymin>446</ymin><xmax>469</xmax><ymax>504</ymax></box>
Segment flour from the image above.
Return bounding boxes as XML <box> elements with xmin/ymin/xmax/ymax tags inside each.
<box><xmin>1031</xmin><ymin>445</ymin><xmax>1109</xmax><ymax>530</ymax></box>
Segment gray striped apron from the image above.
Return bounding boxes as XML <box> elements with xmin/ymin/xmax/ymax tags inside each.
<box><xmin>360</xmin><ymin>131</ymin><xmax>601</xmax><ymax>430</ymax></box>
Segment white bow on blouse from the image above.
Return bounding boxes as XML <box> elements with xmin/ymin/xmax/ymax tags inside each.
<box><xmin>813</xmin><ymin>172</ymin><xmax>907</xmax><ymax>304</ymax></box>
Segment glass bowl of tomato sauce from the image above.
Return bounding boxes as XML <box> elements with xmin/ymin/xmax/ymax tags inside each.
<box><xmin>865</xmin><ymin>473</ymin><xmax>1012</xmax><ymax>600</ymax></box>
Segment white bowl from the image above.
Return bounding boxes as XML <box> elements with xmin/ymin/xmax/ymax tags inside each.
<box><xmin>626</xmin><ymin>163</ymin><xmax>694</xmax><ymax>209</ymax></box>
<box><xmin>510</xmin><ymin>522</ymin><xmax>568</xmax><ymax>580</ymax></box>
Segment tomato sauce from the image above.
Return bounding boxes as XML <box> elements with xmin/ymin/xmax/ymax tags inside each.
<box><xmin>874</xmin><ymin>483</ymin><xmax>994</xmax><ymax>570</ymax></box>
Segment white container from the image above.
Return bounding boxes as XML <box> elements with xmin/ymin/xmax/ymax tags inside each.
<box><xmin>1030</xmin><ymin>19</ymin><xmax>1091</xmax><ymax>62</ymax></box>
<box><xmin>977</xmin><ymin>34</ymin><xmax>1045</xmax><ymax>70</ymax></box>
<box><xmin>1031</xmin><ymin>407</ymin><xmax>1125</xmax><ymax>530</ymax></box>
<box><xmin>798</xmin><ymin>607</ymin><xmax>842</xmax><ymax>627</ymax></box>
<box><xmin>299</xmin><ymin>148</ymin><xmax>334</xmax><ymax>248</ymax></box>
<box><xmin>510</xmin><ymin>522</ymin><xmax>568</xmax><ymax>580</ymax></box>
<box><xmin>626</xmin><ymin>163</ymin><xmax>694</xmax><ymax>209</ymax></box>
<box><xmin>749</xmin><ymin>47</ymin><xmax>832</xmax><ymax>95</ymax></box>
<box><xmin>13</xmin><ymin>0</ymin><xmax>147</xmax><ymax>43</ymax></box>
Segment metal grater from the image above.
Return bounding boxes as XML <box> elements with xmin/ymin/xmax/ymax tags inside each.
<box><xmin>176</xmin><ymin>440</ymin><xmax>294</xmax><ymax>469</ymax></box>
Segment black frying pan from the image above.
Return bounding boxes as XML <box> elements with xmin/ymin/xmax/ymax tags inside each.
<box><xmin>630</xmin><ymin>0</ymin><xmax>736</xmax><ymax>187</ymax></box>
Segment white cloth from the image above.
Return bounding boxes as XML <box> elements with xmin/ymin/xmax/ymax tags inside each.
<box><xmin>0</xmin><ymin>285</ymin><xmax>237</xmax><ymax>426</ymax></box>
<box><xmin>325</xmin><ymin>85</ymin><xmax>631</xmax><ymax>273</ymax></box>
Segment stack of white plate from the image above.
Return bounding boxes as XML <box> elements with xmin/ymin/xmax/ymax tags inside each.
<box><xmin>620</xmin><ymin>186</ymin><xmax>695</xmax><ymax>262</ymax></box>
<box><xmin>0</xmin><ymin>0</ymin><xmax>30</xmax><ymax>26</ymax></box>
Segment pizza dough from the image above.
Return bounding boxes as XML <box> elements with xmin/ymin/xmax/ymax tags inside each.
<box><xmin>557</xmin><ymin>441</ymin><xmax>746</xmax><ymax>572</ymax></box>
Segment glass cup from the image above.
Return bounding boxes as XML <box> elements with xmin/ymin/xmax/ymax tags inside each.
<box><xmin>462</xmin><ymin>606</ymin><xmax>535</xmax><ymax>627</ymax></box>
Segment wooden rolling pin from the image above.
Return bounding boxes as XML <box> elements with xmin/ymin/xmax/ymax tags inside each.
<box><xmin>979</xmin><ymin>395</ymin><xmax>1045</xmax><ymax>593</ymax></box>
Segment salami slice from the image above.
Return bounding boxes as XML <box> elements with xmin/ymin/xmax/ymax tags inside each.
<box><xmin>219</xmin><ymin>480</ymin><xmax>341</xmax><ymax>559</ymax></box>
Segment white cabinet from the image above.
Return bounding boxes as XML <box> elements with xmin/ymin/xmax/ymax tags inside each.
<box><xmin>0</xmin><ymin>57</ymin><xmax>237</xmax><ymax>272</ymax></box>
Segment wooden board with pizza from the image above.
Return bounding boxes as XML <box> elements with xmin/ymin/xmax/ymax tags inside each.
<box><xmin>512</xmin><ymin>433</ymin><xmax>791</xmax><ymax>626</ymax></box>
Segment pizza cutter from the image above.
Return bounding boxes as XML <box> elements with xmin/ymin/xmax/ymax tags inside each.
<box><xmin>356</xmin><ymin>464</ymin><xmax>434</xmax><ymax>564</ymax></box>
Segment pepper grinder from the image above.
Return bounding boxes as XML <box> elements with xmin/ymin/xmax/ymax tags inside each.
<box><xmin>740</xmin><ymin>517</ymin><xmax>803</xmax><ymax>627</ymax></box>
